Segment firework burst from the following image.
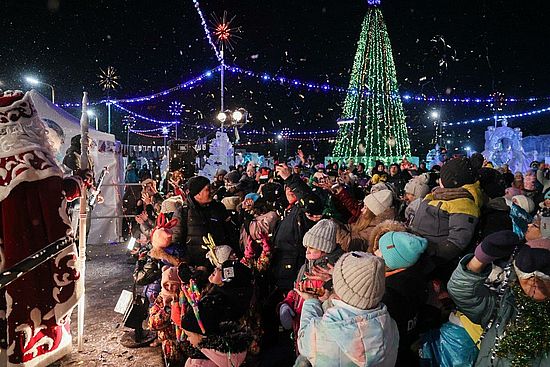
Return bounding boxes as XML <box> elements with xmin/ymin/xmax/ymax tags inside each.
<box><xmin>98</xmin><ymin>66</ymin><xmax>120</xmax><ymax>91</ymax></box>
<box><xmin>210</xmin><ymin>11</ymin><xmax>241</xmax><ymax>51</ymax></box>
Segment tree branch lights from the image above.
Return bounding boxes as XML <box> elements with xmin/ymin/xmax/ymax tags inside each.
<box><xmin>192</xmin><ymin>0</ymin><xmax>222</xmax><ymax>61</ymax></box>
<box><xmin>332</xmin><ymin>6</ymin><xmax>410</xmax><ymax>166</ymax></box>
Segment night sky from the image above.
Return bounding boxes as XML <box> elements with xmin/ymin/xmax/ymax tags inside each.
<box><xmin>1</xmin><ymin>0</ymin><xmax>550</xmax><ymax>159</ymax></box>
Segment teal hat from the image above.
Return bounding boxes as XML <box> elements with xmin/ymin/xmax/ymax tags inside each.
<box><xmin>379</xmin><ymin>232</ymin><xmax>428</xmax><ymax>270</ymax></box>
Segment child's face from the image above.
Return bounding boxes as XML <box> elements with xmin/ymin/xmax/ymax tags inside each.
<box><xmin>163</xmin><ymin>281</ymin><xmax>179</xmax><ymax>294</ymax></box>
<box><xmin>208</xmin><ymin>267</ymin><xmax>223</xmax><ymax>285</ymax></box>
<box><xmin>305</xmin><ymin>247</ymin><xmax>325</xmax><ymax>260</ymax></box>
<box><xmin>404</xmin><ymin>192</ymin><xmax>416</xmax><ymax>204</ymax></box>
<box><xmin>519</xmin><ymin>276</ymin><xmax>550</xmax><ymax>302</ymax></box>
<box><xmin>184</xmin><ymin>330</ymin><xmax>204</xmax><ymax>347</ymax></box>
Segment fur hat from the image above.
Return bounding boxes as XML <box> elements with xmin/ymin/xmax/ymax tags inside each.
<box><xmin>368</xmin><ymin>220</ymin><xmax>408</xmax><ymax>253</ymax></box>
<box><xmin>440</xmin><ymin>158</ymin><xmax>475</xmax><ymax>188</ymax></box>
<box><xmin>160</xmin><ymin>196</ymin><xmax>183</xmax><ymax>214</ymax></box>
<box><xmin>404</xmin><ymin>177</ymin><xmax>430</xmax><ymax>199</ymax></box>
<box><xmin>302</xmin><ymin>219</ymin><xmax>338</xmax><ymax>253</ymax></box>
<box><xmin>378</xmin><ymin>232</ymin><xmax>428</xmax><ymax>270</ymax></box>
<box><xmin>512</xmin><ymin>195</ymin><xmax>535</xmax><ymax>214</ymax></box>
<box><xmin>333</xmin><ymin>252</ymin><xmax>385</xmax><ymax>310</ymax></box>
<box><xmin>221</xmin><ymin>196</ymin><xmax>241</xmax><ymax>211</ymax></box>
<box><xmin>364</xmin><ymin>190</ymin><xmax>393</xmax><ymax>216</ymax></box>
<box><xmin>188</xmin><ymin>176</ymin><xmax>210</xmax><ymax>197</ymax></box>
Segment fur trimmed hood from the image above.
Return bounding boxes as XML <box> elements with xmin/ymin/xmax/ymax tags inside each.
<box><xmin>368</xmin><ymin>220</ymin><xmax>408</xmax><ymax>253</ymax></box>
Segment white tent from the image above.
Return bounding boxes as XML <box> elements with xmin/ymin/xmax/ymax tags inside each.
<box><xmin>30</xmin><ymin>90</ymin><xmax>124</xmax><ymax>244</ymax></box>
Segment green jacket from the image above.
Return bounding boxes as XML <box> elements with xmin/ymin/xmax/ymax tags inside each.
<box><xmin>448</xmin><ymin>255</ymin><xmax>550</xmax><ymax>367</ymax></box>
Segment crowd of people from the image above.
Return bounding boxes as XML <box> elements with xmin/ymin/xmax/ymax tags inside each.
<box><xmin>126</xmin><ymin>152</ymin><xmax>550</xmax><ymax>367</ymax></box>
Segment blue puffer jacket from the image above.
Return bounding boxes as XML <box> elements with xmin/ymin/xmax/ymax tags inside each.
<box><xmin>297</xmin><ymin>299</ymin><xmax>399</xmax><ymax>367</ymax></box>
<box><xmin>448</xmin><ymin>254</ymin><xmax>550</xmax><ymax>367</ymax></box>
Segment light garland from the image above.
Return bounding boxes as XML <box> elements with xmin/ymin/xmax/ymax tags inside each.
<box><xmin>444</xmin><ymin>105</ymin><xmax>550</xmax><ymax>126</ymax></box>
<box><xmin>192</xmin><ymin>0</ymin><xmax>223</xmax><ymax>61</ymax></box>
<box><xmin>111</xmin><ymin>102</ymin><xmax>179</xmax><ymax>125</ymax></box>
<box><xmin>57</xmin><ymin>62</ymin><xmax>550</xmax><ymax>108</ymax></box>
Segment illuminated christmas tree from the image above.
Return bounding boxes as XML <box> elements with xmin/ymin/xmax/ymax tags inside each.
<box><xmin>331</xmin><ymin>0</ymin><xmax>411</xmax><ymax>166</ymax></box>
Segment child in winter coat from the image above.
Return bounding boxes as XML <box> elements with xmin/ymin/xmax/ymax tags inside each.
<box><xmin>371</xmin><ymin>230</ymin><xmax>429</xmax><ymax>365</ymax></box>
<box><xmin>278</xmin><ymin>219</ymin><xmax>343</xmax><ymax>354</ymax></box>
<box><xmin>296</xmin><ymin>251</ymin><xmax>399</xmax><ymax>367</ymax></box>
<box><xmin>181</xmin><ymin>259</ymin><xmax>254</xmax><ymax>367</ymax></box>
<box><xmin>148</xmin><ymin>266</ymin><xmax>185</xmax><ymax>364</ymax></box>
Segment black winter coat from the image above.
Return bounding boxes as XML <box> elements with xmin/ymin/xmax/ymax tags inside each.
<box><xmin>383</xmin><ymin>259</ymin><xmax>429</xmax><ymax>366</ymax></box>
<box><xmin>178</xmin><ymin>197</ymin><xmax>234</xmax><ymax>267</ymax></box>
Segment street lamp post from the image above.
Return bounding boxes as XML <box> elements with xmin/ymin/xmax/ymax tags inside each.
<box><xmin>217</xmin><ymin>108</ymin><xmax>248</xmax><ymax>165</ymax></box>
<box><xmin>25</xmin><ymin>76</ymin><xmax>55</xmax><ymax>104</ymax></box>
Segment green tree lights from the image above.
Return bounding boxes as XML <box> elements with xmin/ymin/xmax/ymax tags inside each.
<box><xmin>331</xmin><ymin>2</ymin><xmax>411</xmax><ymax>167</ymax></box>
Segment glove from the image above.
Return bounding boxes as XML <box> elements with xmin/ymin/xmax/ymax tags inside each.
<box><xmin>177</xmin><ymin>263</ymin><xmax>193</xmax><ymax>283</ymax></box>
<box><xmin>279</xmin><ymin>303</ymin><xmax>295</xmax><ymax>330</ymax></box>
<box><xmin>474</xmin><ymin>230</ymin><xmax>520</xmax><ymax>265</ymax></box>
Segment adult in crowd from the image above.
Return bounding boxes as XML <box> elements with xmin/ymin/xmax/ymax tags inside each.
<box><xmin>410</xmin><ymin>157</ymin><xmax>482</xmax><ymax>270</ymax></box>
<box><xmin>448</xmin><ymin>223</ymin><xmax>550</xmax><ymax>366</ymax></box>
<box><xmin>176</xmin><ymin>176</ymin><xmax>236</xmax><ymax>268</ymax></box>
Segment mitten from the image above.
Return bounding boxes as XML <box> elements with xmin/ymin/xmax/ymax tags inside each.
<box><xmin>244</xmin><ymin>237</ymin><xmax>256</xmax><ymax>259</ymax></box>
<box><xmin>474</xmin><ymin>230</ymin><xmax>521</xmax><ymax>264</ymax></box>
<box><xmin>279</xmin><ymin>303</ymin><xmax>295</xmax><ymax>330</ymax></box>
<box><xmin>259</xmin><ymin>233</ymin><xmax>271</xmax><ymax>253</ymax></box>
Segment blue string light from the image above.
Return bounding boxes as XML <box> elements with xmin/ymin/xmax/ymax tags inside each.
<box><xmin>111</xmin><ymin>102</ymin><xmax>179</xmax><ymax>125</ymax></box>
<box><xmin>58</xmin><ymin>63</ymin><xmax>550</xmax><ymax>108</ymax></box>
<box><xmin>57</xmin><ymin>67</ymin><xmax>219</xmax><ymax>108</ymax></box>
<box><xmin>444</xmin><ymin>105</ymin><xmax>550</xmax><ymax>126</ymax></box>
<box><xmin>192</xmin><ymin>0</ymin><xmax>222</xmax><ymax>62</ymax></box>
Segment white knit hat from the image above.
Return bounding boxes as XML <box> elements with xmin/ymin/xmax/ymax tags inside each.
<box><xmin>302</xmin><ymin>219</ymin><xmax>338</xmax><ymax>253</ymax></box>
<box><xmin>512</xmin><ymin>194</ymin><xmax>535</xmax><ymax>214</ymax></box>
<box><xmin>333</xmin><ymin>252</ymin><xmax>385</xmax><ymax>310</ymax></box>
<box><xmin>364</xmin><ymin>190</ymin><xmax>393</xmax><ymax>216</ymax></box>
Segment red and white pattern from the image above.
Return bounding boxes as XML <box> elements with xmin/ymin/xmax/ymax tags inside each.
<box><xmin>0</xmin><ymin>91</ymin><xmax>82</xmax><ymax>367</ymax></box>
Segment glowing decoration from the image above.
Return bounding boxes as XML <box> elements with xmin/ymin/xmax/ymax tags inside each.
<box><xmin>331</xmin><ymin>4</ymin><xmax>411</xmax><ymax>166</ymax></box>
<box><xmin>444</xmin><ymin>105</ymin><xmax>550</xmax><ymax>126</ymax></box>
<box><xmin>168</xmin><ymin>101</ymin><xmax>184</xmax><ymax>117</ymax></box>
<box><xmin>111</xmin><ymin>102</ymin><xmax>178</xmax><ymax>125</ymax></box>
<box><xmin>482</xmin><ymin>119</ymin><xmax>530</xmax><ymax>173</ymax></box>
<box><xmin>217</xmin><ymin>111</ymin><xmax>228</xmax><ymax>123</ymax></box>
<box><xmin>368</xmin><ymin>0</ymin><xmax>381</xmax><ymax>5</ymax></box>
<box><xmin>98</xmin><ymin>66</ymin><xmax>120</xmax><ymax>91</ymax></box>
<box><xmin>211</xmin><ymin>11</ymin><xmax>241</xmax><ymax>52</ymax></box>
<box><xmin>232</xmin><ymin>110</ymin><xmax>243</xmax><ymax>122</ymax></box>
<box><xmin>192</xmin><ymin>0</ymin><xmax>222</xmax><ymax>61</ymax></box>
<box><xmin>162</xmin><ymin>127</ymin><xmax>170</xmax><ymax>136</ymax></box>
